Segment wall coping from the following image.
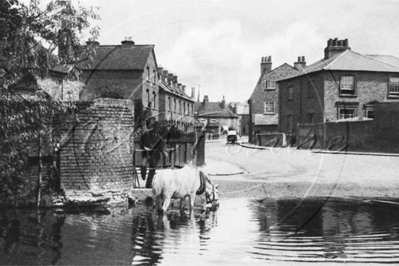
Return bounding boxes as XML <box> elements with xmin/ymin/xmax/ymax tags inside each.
<box><xmin>93</xmin><ymin>98</ymin><xmax>134</xmax><ymax>107</ymax></box>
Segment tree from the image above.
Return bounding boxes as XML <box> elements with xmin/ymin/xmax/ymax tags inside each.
<box><xmin>0</xmin><ymin>0</ymin><xmax>100</xmax><ymax>206</ymax></box>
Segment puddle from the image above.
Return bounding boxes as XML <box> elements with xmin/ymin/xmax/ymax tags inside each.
<box><xmin>1</xmin><ymin>197</ymin><xmax>399</xmax><ymax>265</ymax></box>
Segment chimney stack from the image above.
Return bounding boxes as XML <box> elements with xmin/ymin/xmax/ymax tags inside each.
<box><xmin>167</xmin><ymin>73</ymin><xmax>174</xmax><ymax>85</ymax></box>
<box><xmin>260</xmin><ymin>56</ymin><xmax>272</xmax><ymax>75</ymax></box>
<box><xmin>173</xmin><ymin>75</ymin><xmax>178</xmax><ymax>86</ymax></box>
<box><xmin>203</xmin><ymin>95</ymin><xmax>209</xmax><ymax>109</ymax></box>
<box><xmin>182</xmin><ymin>85</ymin><xmax>186</xmax><ymax>94</ymax></box>
<box><xmin>324</xmin><ymin>38</ymin><xmax>350</xmax><ymax>59</ymax></box>
<box><xmin>221</xmin><ymin>95</ymin><xmax>226</xmax><ymax>109</ymax></box>
<box><xmin>294</xmin><ymin>56</ymin><xmax>306</xmax><ymax>70</ymax></box>
<box><xmin>86</xmin><ymin>38</ymin><xmax>99</xmax><ymax>47</ymax></box>
<box><xmin>121</xmin><ymin>37</ymin><xmax>135</xmax><ymax>48</ymax></box>
<box><xmin>191</xmin><ymin>87</ymin><xmax>195</xmax><ymax>99</ymax></box>
<box><xmin>162</xmin><ymin>70</ymin><xmax>169</xmax><ymax>83</ymax></box>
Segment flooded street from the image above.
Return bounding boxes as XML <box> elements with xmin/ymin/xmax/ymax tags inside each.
<box><xmin>1</xmin><ymin>197</ymin><xmax>399</xmax><ymax>265</ymax></box>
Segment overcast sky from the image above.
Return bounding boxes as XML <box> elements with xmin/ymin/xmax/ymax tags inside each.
<box><xmin>77</xmin><ymin>0</ymin><xmax>399</xmax><ymax>103</ymax></box>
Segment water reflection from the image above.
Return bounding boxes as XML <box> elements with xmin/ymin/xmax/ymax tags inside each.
<box><xmin>129</xmin><ymin>202</ymin><xmax>219</xmax><ymax>265</ymax></box>
<box><xmin>0</xmin><ymin>210</ymin><xmax>65</xmax><ymax>265</ymax></box>
<box><xmin>250</xmin><ymin>198</ymin><xmax>399</xmax><ymax>263</ymax></box>
<box><xmin>1</xmin><ymin>198</ymin><xmax>399</xmax><ymax>265</ymax></box>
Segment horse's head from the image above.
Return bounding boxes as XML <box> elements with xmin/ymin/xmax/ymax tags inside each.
<box><xmin>204</xmin><ymin>174</ymin><xmax>219</xmax><ymax>205</ymax></box>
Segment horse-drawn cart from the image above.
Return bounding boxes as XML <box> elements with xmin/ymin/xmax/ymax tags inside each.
<box><xmin>226</xmin><ymin>130</ymin><xmax>237</xmax><ymax>144</ymax></box>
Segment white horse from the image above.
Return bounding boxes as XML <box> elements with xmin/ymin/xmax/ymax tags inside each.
<box><xmin>152</xmin><ymin>164</ymin><xmax>219</xmax><ymax>214</ymax></box>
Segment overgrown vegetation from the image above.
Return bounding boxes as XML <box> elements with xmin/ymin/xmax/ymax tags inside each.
<box><xmin>0</xmin><ymin>0</ymin><xmax>100</xmax><ymax>206</ymax></box>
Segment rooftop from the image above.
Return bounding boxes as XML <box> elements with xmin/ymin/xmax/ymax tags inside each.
<box><xmin>77</xmin><ymin>44</ymin><xmax>154</xmax><ymax>71</ymax></box>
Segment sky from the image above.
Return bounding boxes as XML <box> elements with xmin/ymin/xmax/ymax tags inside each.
<box><xmin>56</xmin><ymin>0</ymin><xmax>399</xmax><ymax>102</ymax></box>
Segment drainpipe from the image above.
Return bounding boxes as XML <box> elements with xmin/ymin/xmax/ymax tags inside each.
<box><xmin>247</xmin><ymin>99</ymin><xmax>253</xmax><ymax>143</ymax></box>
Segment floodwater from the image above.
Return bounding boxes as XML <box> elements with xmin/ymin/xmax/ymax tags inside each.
<box><xmin>1</xmin><ymin>197</ymin><xmax>399</xmax><ymax>265</ymax></box>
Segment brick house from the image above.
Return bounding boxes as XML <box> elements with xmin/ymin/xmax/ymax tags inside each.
<box><xmin>248</xmin><ymin>56</ymin><xmax>301</xmax><ymax>133</ymax></box>
<box><xmin>278</xmin><ymin>38</ymin><xmax>399</xmax><ymax>140</ymax></box>
<box><xmin>78</xmin><ymin>38</ymin><xmax>161</xmax><ymax>128</ymax></box>
<box><xmin>157</xmin><ymin>67</ymin><xmax>196</xmax><ymax>133</ymax></box>
<box><xmin>194</xmin><ymin>95</ymin><xmax>239</xmax><ymax>135</ymax></box>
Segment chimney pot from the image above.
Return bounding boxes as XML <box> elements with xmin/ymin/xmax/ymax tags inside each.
<box><xmin>121</xmin><ymin>37</ymin><xmax>135</xmax><ymax>47</ymax></box>
<box><xmin>86</xmin><ymin>39</ymin><xmax>99</xmax><ymax>46</ymax></box>
<box><xmin>260</xmin><ymin>55</ymin><xmax>272</xmax><ymax>74</ymax></box>
<box><xmin>327</xmin><ymin>38</ymin><xmax>333</xmax><ymax>46</ymax></box>
<box><xmin>343</xmin><ymin>39</ymin><xmax>348</xmax><ymax>47</ymax></box>
<box><xmin>294</xmin><ymin>55</ymin><xmax>306</xmax><ymax>69</ymax></box>
<box><xmin>333</xmin><ymin>38</ymin><xmax>338</xmax><ymax>46</ymax></box>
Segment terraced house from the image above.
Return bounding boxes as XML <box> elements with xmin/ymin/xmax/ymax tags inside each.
<box><xmin>157</xmin><ymin>67</ymin><xmax>196</xmax><ymax>133</ymax></box>
<box><xmin>77</xmin><ymin>37</ymin><xmax>195</xmax><ymax>130</ymax></box>
<box><xmin>278</xmin><ymin>38</ymin><xmax>399</xmax><ymax>141</ymax></box>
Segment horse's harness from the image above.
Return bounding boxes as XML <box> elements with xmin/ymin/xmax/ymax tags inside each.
<box><xmin>197</xmin><ymin>171</ymin><xmax>218</xmax><ymax>204</ymax></box>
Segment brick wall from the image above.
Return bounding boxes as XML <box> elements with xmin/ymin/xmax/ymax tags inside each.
<box><xmin>324</xmin><ymin>102</ymin><xmax>399</xmax><ymax>153</ymax></box>
<box><xmin>254</xmin><ymin>132</ymin><xmax>285</xmax><ymax>147</ymax></box>
<box><xmin>54</xmin><ymin>98</ymin><xmax>135</xmax><ymax>205</ymax></box>
<box><xmin>325</xmin><ymin>121</ymin><xmax>375</xmax><ymax>152</ymax></box>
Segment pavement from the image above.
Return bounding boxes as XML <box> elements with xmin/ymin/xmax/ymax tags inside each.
<box><xmin>201</xmin><ymin>158</ymin><xmax>247</xmax><ymax>176</ymax></box>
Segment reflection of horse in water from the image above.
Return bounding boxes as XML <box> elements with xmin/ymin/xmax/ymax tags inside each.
<box><xmin>152</xmin><ymin>163</ymin><xmax>219</xmax><ymax>215</ymax></box>
<box><xmin>130</xmin><ymin>203</ymin><xmax>219</xmax><ymax>265</ymax></box>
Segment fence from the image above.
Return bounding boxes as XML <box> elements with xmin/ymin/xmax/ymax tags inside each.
<box><xmin>133</xmin><ymin>132</ymin><xmax>205</xmax><ymax>170</ymax></box>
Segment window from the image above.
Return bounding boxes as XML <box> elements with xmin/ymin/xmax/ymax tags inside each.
<box><xmin>146</xmin><ymin>89</ymin><xmax>150</xmax><ymax>107</ymax></box>
<box><xmin>308</xmin><ymin>80</ymin><xmax>315</xmax><ymax>98</ymax></box>
<box><xmin>265</xmin><ymin>80</ymin><xmax>276</xmax><ymax>90</ymax></box>
<box><xmin>174</xmin><ymin>99</ymin><xmax>176</xmax><ymax>112</ymax></box>
<box><xmin>287</xmin><ymin>114</ymin><xmax>293</xmax><ymax>132</ymax></box>
<box><xmin>167</xmin><ymin>97</ymin><xmax>171</xmax><ymax>111</ymax></box>
<box><xmin>288</xmin><ymin>87</ymin><xmax>293</xmax><ymax>100</ymax></box>
<box><xmin>366</xmin><ymin>109</ymin><xmax>374</xmax><ymax>119</ymax></box>
<box><xmin>152</xmin><ymin>92</ymin><xmax>156</xmax><ymax>108</ymax></box>
<box><xmin>365</xmin><ymin>103</ymin><xmax>375</xmax><ymax>119</ymax></box>
<box><xmin>153</xmin><ymin>70</ymin><xmax>156</xmax><ymax>83</ymax></box>
<box><xmin>183</xmin><ymin>102</ymin><xmax>186</xmax><ymax>114</ymax></box>
<box><xmin>264</xmin><ymin>102</ymin><xmax>275</xmax><ymax>113</ymax></box>
<box><xmin>340</xmin><ymin>75</ymin><xmax>355</xmax><ymax>95</ymax></box>
<box><xmin>338</xmin><ymin>108</ymin><xmax>357</xmax><ymax>120</ymax></box>
<box><xmin>389</xmin><ymin>77</ymin><xmax>399</xmax><ymax>96</ymax></box>
<box><xmin>146</xmin><ymin>67</ymin><xmax>150</xmax><ymax>81</ymax></box>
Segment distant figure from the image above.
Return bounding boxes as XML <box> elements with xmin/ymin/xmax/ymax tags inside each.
<box><xmin>140</xmin><ymin>118</ymin><xmax>168</xmax><ymax>188</ymax></box>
